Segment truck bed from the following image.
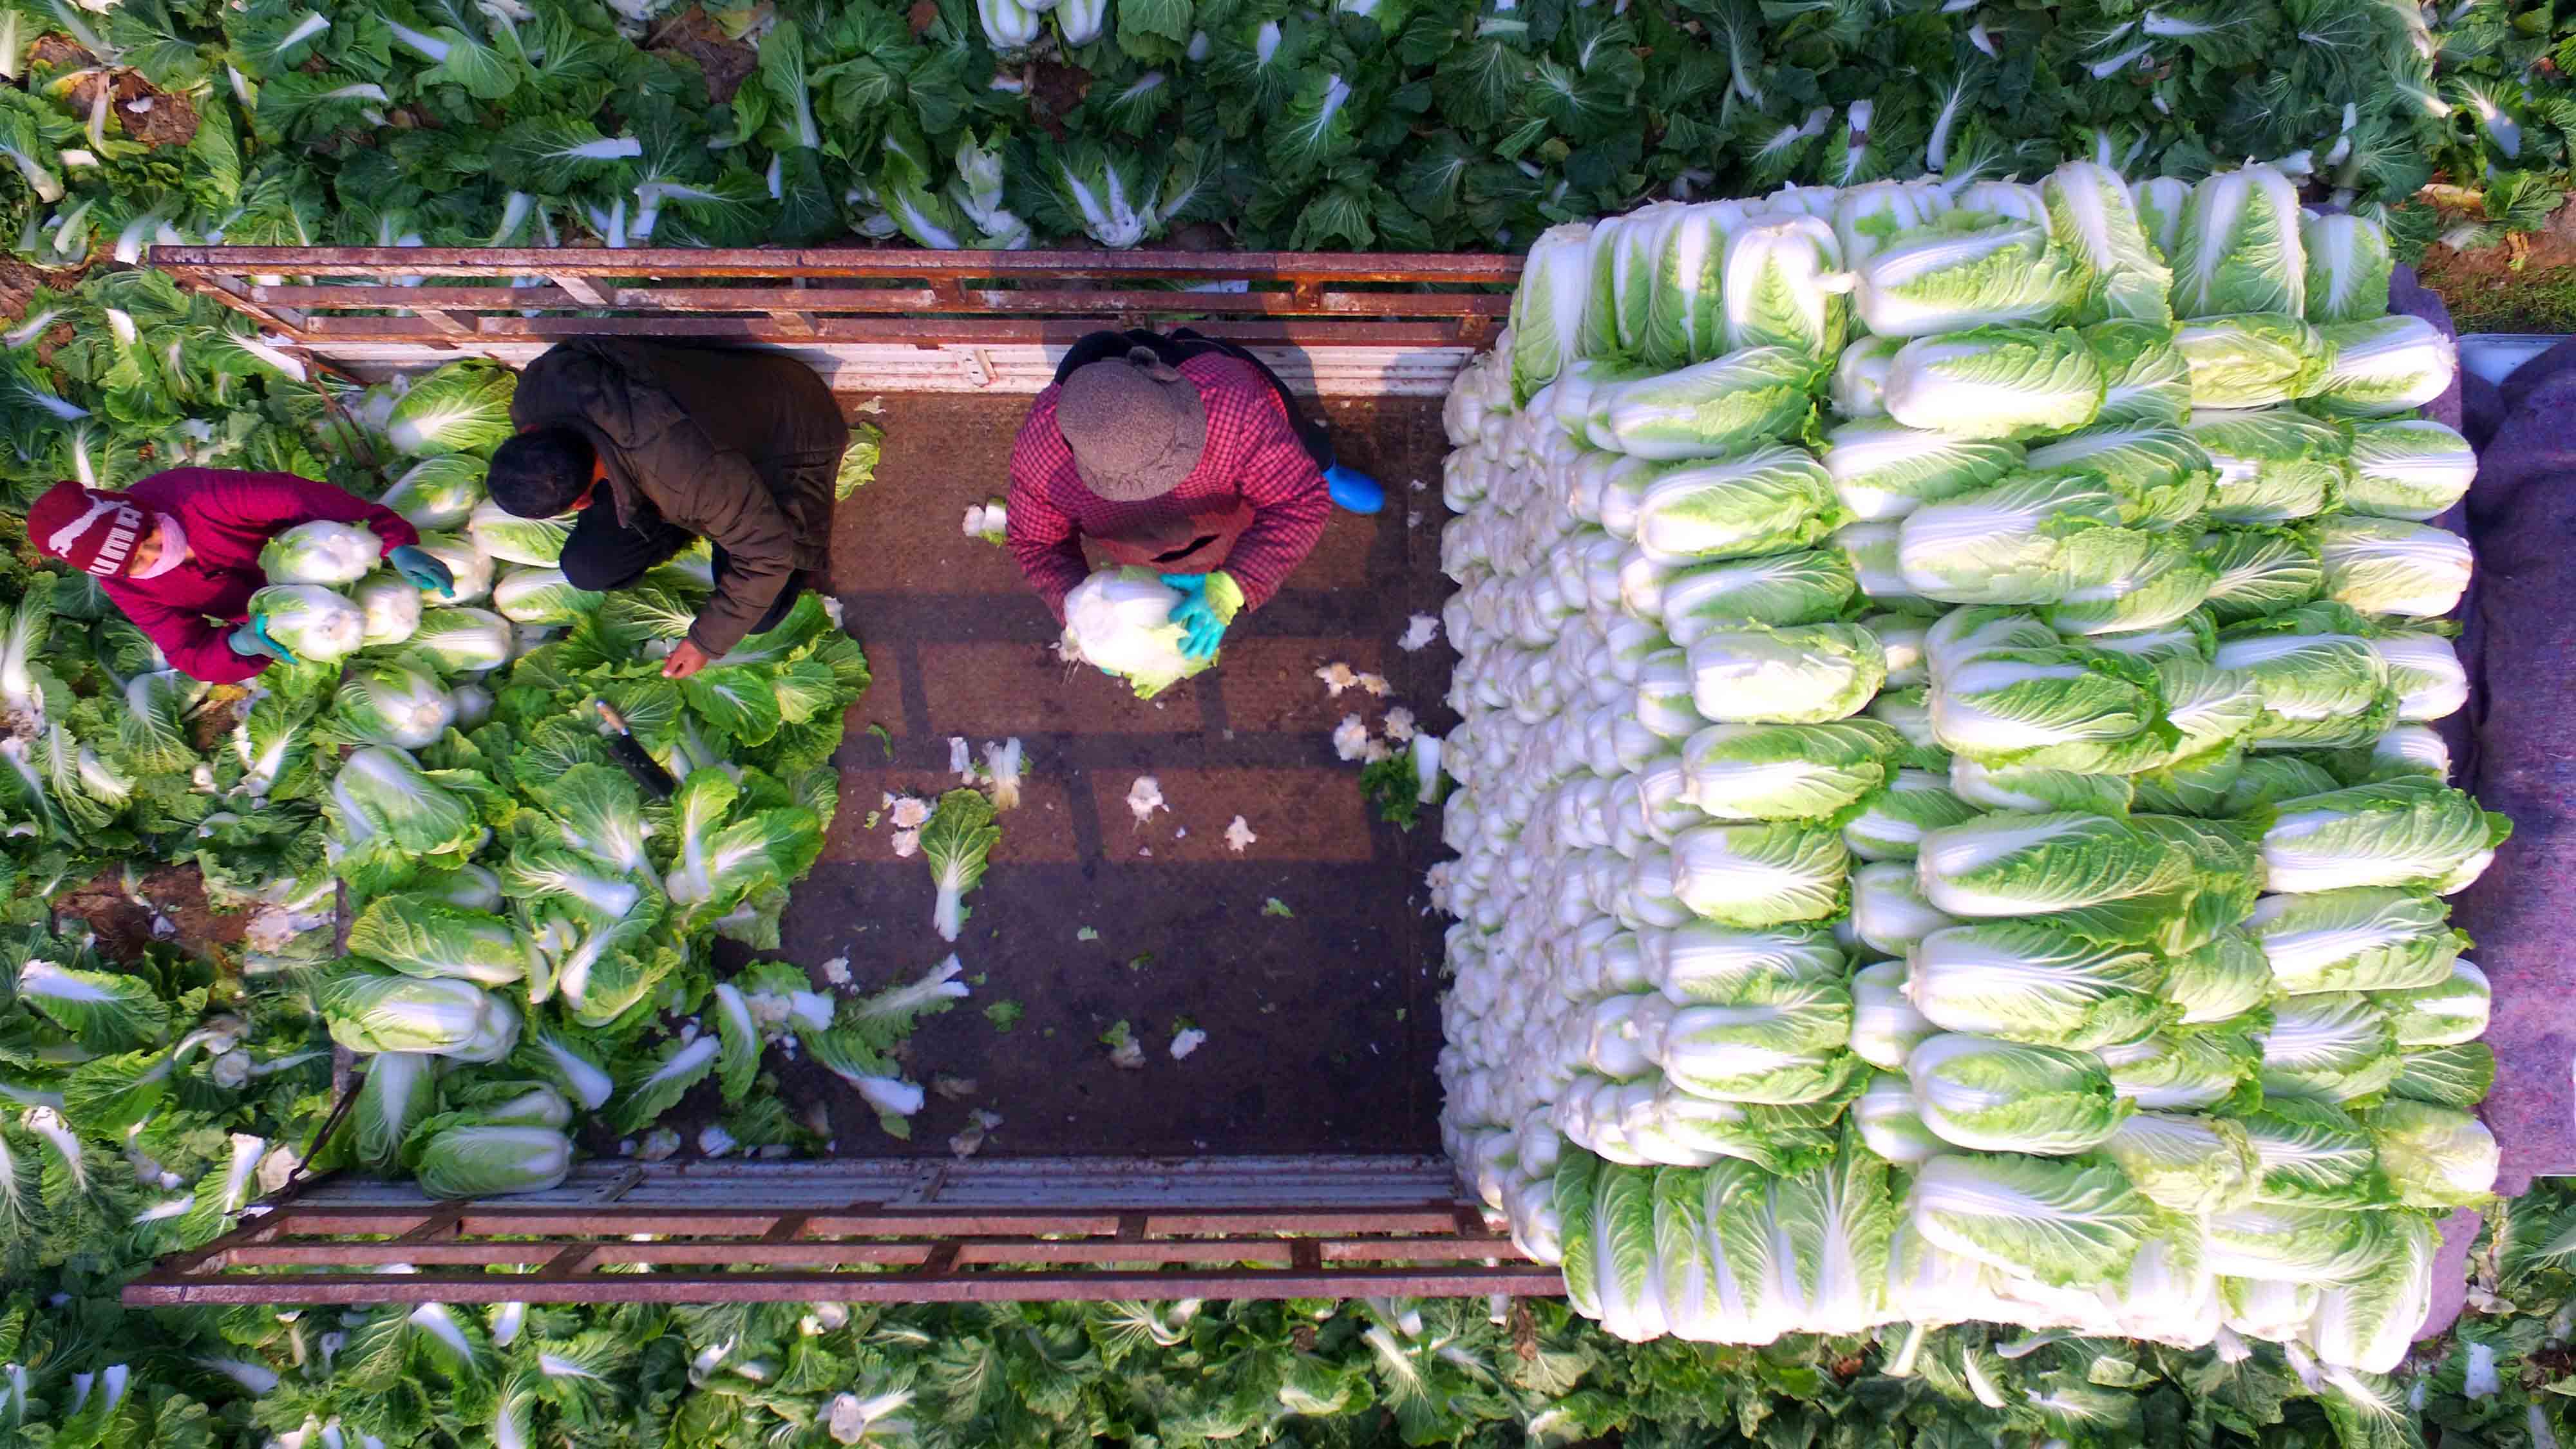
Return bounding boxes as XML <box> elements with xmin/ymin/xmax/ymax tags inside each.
<box><xmin>777</xmin><ymin>392</ymin><xmax>1457</xmax><ymax>1158</ymax></box>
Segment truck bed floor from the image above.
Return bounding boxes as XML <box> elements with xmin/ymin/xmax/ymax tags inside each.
<box><xmin>777</xmin><ymin>392</ymin><xmax>1458</xmax><ymax>1159</ymax></box>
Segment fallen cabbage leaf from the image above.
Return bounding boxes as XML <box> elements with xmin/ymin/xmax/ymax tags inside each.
<box><xmin>1126</xmin><ymin>775</ymin><xmax>1166</xmax><ymax>826</ymax></box>
<box><xmin>1332</xmin><ymin>715</ymin><xmax>1372</xmax><ymax>761</ymax></box>
<box><xmin>983</xmin><ymin>738</ymin><xmax>1024</xmax><ymax>810</ymax></box>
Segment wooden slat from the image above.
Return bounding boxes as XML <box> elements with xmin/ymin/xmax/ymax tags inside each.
<box><xmin>201</xmin><ymin>1233</ymin><xmax>1522</xmax><ymax>1272</ymax></box>
<box><xmin>254</xmin><ymin>285</ymin><xmax>583</xmax><ymax>308</ymax></box>
<box><xmin>156</xmin><ymin>246</ymin><xmax>1526</xmax><ymax>285</ymax></box>
<box><xmin>394</xmin><ymin>1206</ymin><xmax>468</xmax><ymax>1243</ymax></box>
<box><xmin>247</xmin><ymin>285</ymin><xmax>1509</xmax><ymax>318</ymax></box>
<box><xmin>412</xmin><ymin>307</ymin><xmax>473</xmax><ymax>337</ymax></box>
<box><xmin>259</xmin><ymin>1203</ymin><xmax>1482</xmax><ymax>1239</ymax></box>
<box><xmin>122</xmin><ymin>1263</ymin><xmax>1567</xmax><ymax>1307</ymax></box>
<box><xmin>954</xmin><ymin>1240</ymin><xmax>1294</xmax><ymax>1267</ymax></box>
<box><xmin>290</xmin><ymin>316</ymin><xmax>1497</xmax><ymax>347</ymax></box>
<box><xmin>227</xmin><ymin>1244</ymin><xmax>559</xmax><ymax>1267</ymax></box>
<box><xmin>547</xmin><ymin>272</ymin><xmax>611</xmax><ymax>306</ymax></box>
<box><xmin>125</xmin><ymin>1159</ymin><xmax>1537</xmax><ymax>1309</ymax></box>
<box><xmin>580</xmin><ymin>1242</ymin><xmax>933</xmax><ymax>1268</ymax></box>
<box><xmin>171</xmin><ymin>244</ymin><xmax>1517</xmax><ymax>361</ymax></box>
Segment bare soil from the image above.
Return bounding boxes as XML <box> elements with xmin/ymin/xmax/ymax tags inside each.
<box><xmin>26</xmin><ymin>35</ymin><xmax>93</xmax><ymax>70</ymax></box>
<box><xmin>2414</xmin><ymin>198</ymin><xmax>2576</xmax><ymax>333</ymax></box>
<box><xmin>59</xmin><ymin>863</ymin><xmax>246</xmax><ymax>965</ymax></box>
<box><xmin>59</xmin><ymin>70</ymin><xmax>200</xmax><ymax>149</ymax></box>
<box><xmin>645</xmin><ymin>6</ymin><xmax>760</xmax><ymax>106</ymax></box>
<box><xmin>1022</xmin><ymin>61</ymin><xmax>1094</xmax><ymax>139</ymax></box>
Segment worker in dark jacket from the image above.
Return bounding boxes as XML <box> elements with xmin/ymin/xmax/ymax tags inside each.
<box><xmin>487</xmin><ymin>340</ymin><xmax>846</xmax><ymax>679</ymax></box>
<box><xmin>1006</xmin><ymin>328</ymin><xmax>1381</xmax><ymax>660</ymax></box>
<box><xmin>26</xmin><ymin>471</ymin><xmax>450</xmax><ymax>684</ymax></box>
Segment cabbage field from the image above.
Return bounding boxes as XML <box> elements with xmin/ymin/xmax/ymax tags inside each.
<box><xmin>1</xmin><ymin>0</ymin><xmax>2572</xmax><ymax>1443</ymax></box>
<box><xmin>0</xmin><ymin>0</ymin><xmax>2564</xmax><ymax>261</ymax></box>
<box><xmin>1434</xmin><ymin>162</ymin><xmax>2510</xmax><ymax>1395</ymax></box>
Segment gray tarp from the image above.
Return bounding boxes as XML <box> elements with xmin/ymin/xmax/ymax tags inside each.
<box><xmin>2439</xmin><ymin>284</ymin><xmax>2575</xmax><ymax>1193</ymax></box>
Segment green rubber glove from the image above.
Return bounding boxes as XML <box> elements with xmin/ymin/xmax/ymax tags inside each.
<box><xmin>1167</xmin><ymin>569</ymin><xmax>1242</xmax><ymax>660</ymax></box>
<box><xmin>1171</xmin><ymin>594</ymin><xmax>1226</xmax><ymax>659</ymax></box>
<box><xmin>230</xmin><ymin>616</ymin><xmax>297</xmax><ymax>665</ymax></box>
<box><xmin>388</xmin><ymin>544</ymin><xmax>456</xmax><ymax>598</ymax></box>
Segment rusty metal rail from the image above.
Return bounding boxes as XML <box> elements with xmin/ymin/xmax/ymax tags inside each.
<box><xmin>124</xmin><ymin>1157</ymin><xmax>1561</xmax><ymax>1306</ymax></box>
<box><xmin>149</xmin><ymin>246</ymin><xmax>1522</xmax><ymax>351</ymax></box>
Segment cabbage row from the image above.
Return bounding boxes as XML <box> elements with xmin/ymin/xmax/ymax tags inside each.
<box><xmin>1432</xmin><ymin>164</ymin><xmax>2505</xmax><ymax>1374</ymax></box>
<box><xmin>0</xmin><ymin>0</ymin><xmax>2535</xmax><ymax>266</ymax></box>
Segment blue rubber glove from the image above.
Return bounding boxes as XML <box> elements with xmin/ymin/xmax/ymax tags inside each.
<box><xmin>1170</xmin><ymin>594</ymin><xmax>1227</xmax><ymax>660</ymax></box>
<box><xmin>388</xmin><ymin>544</ymin><xmax>456</xmax><ymax>598</ymax></box>
<box><xmin>230</xmin><ymin>616</ymin><xmax>297</xmax><ymax>666</ymax></box>
<box><xmin>1162</xmin><ymin>573</ymin><xmax>1209</xmax><ymax>595</ymax></box>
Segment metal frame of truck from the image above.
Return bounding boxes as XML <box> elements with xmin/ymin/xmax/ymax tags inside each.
<box><xmin>124</xmin><ymin>244</ymin><xmax>1543</xmax><ymax>1309</ymax></box>
<box><xmin>148</xmin><ymin>246</ymin><xmax>1522</xmax><ymax>395</ymax></box>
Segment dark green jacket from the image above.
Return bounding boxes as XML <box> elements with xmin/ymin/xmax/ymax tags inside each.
<box><xmin>511</xmin><ymin>339</ymin><xmax>843</xmax><ymax>655</ymax></box>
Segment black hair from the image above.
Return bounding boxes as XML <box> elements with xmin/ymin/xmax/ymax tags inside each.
<box><xmin>486</xmin><ymin>428</ymin><xmax>596</xmax><ymax>518</ymax></box>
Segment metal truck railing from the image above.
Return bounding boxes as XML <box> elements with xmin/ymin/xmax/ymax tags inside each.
<box><xmin>123</xmin><ymin>1159</ymin><xmax>1557</xmax><ymax>1307</ymax></box>
<box><xmin>149</xmin><ymin>246</ymin><xmax>1524</xmax><ymax>394</ymax></box>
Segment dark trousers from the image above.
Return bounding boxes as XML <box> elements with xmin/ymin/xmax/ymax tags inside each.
<box><xmin>1053</xmin><ymin>328</ymin><xmax>1337</xmax><ymax>471</ymax></box>
<box><xmin>558</xmin><ymin>501</ymin><xmax>804</xmax><ymax>637</ymax></box>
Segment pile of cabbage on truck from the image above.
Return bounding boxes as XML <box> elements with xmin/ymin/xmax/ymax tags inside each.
<box><xmin>1432</xmin><ymin>162</ymin><xmax>2504</xmax><ymax>1371</ymax></box>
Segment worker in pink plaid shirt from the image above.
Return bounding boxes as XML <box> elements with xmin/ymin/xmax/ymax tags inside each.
<box><xmin>1006</xmin><ymin>328</ymin><xmax>1382</xmax><ymax>660</ymax></box>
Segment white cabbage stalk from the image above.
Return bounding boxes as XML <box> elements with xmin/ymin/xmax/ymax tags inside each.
<box><xmin>1718</xmin><ymin>218</ymin><xmax>1853</xmax><ymax>357</ymax></box>
<box><xmin>2309</xmin><ymin>516</ymin><xmax>2472</xmax><ymax>619</ymax></box>
<box><xmin>1884</xmin><ymin>327</ymin><xmax>2106</xmax><ymax>439</ymax></box>
<box><xmin>2345</xmin><ymin>419</ymin><xmax>2475</xmax><ymax>521</ymax></box>
<box><xmin>1829</xmin><ymin>335</ymin><xmax>1905</xmax><ymax>418</ymax></box>
<box><xmin>248</xmin><ymin>585</ymin><xmax>366</xmax><ymax>662</ymax></box>
<box><xmin>354</xmin><ymin>574</ymin><xmax>423</xmax><ymax>646</ymax></box>
<box><xmin>1509</xmin><ymin>223</ymin><xmax>1598</xmax><ymax>402</ymax></box>
<box><xmin>260</xmin><ymin>522</ymin><xmax>380</xmax><ymax>586</ymax></box>
<box><xmin>2170</xmin><ymin>164</ymin><xmax>2306</xmax><ymax>318</ymax></box>
<box><xmin>2042</xmin><ymin>160</ymin><xmax>2174</xmax><ymax>325</ymax></box>
<box><xmin>2300</xmin><ymin>213</ymin><xmax>2394</xmax><ymax>325</ymax></box>
<box><xmin>1061</xmin><ymin>569</ymin><xmax>1211</xmax><ymax>698</ymax></box>
<box><xmin>1852</xmin><ymin>215</ymin><xmax>2076</xmax><ymax>337</ymax></box>
<box><xmin>336</xmin><ymin>663</ymin><xmax>456</xmax><ymax>750</ymax></box>
<box><xmin>1853</xmin><ymin>1071</ymin><xmax>1944</xmax><ymax>1164</ymax></box>
<box><xmin>2307</xmin><ymin>314</ymin><xmax>2459</xmax><ymax>419</ymax></box>
<box><xmin>1821</xmin><ymin>419</ymin><xmax>2022</xmax><ymax>522</ymax></box>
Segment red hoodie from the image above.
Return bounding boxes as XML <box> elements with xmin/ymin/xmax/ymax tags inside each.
<box><xmin>102</xmin><ymin>469</ymin><xmax>418</xmax><ymax>684</ymax></box>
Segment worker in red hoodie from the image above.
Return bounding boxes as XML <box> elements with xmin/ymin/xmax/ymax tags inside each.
<box><xmin>26</xmin><ymin>470</ymin><xmax>453</xmax><ymax>684</ymax></box>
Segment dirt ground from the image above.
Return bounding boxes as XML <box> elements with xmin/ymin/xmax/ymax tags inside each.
<box><xmin>2416</xmin><ymin>198</ymin><xmax>2576</xmax><ymax>333</ymax></box>
<box><xmin>782</xmin><ymin>390</ymin><xmax>1459</xmax><ymax>1159</ymax></box>
<box><xmin>59</xmin><ymin>862</ymin><xmax>245</xmax><ymax>963</ymax></box>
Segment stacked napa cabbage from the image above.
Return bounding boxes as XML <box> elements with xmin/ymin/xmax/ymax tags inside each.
<box><xmin>1437</xmin><ymin>162</ymin><xmax>2498</xmax><ymax>1370</ymax></box>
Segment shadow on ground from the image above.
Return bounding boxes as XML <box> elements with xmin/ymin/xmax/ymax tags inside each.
<box><xmin>773</xmin><ymin>392</ymin><xmax>1459</xmax><ymax>1159</ymax></box>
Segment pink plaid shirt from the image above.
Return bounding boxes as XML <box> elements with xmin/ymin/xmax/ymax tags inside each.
<box><xmin>1006</xmin><ymin>355</ymin><xmax>1329</xmax><ymax>620</ymax></box>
